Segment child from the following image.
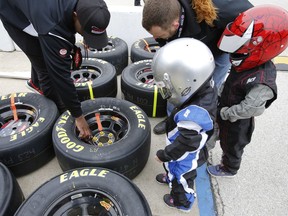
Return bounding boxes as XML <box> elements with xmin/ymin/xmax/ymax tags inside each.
<box><xmin>152</xmin><ymin>38</ymin><xmax>218</xmax><ymax>212</ymax></box>
<box><xmin>207</xmin><ymin>5</ymin><xmax>288</xmax><ymax>177</ymax></box>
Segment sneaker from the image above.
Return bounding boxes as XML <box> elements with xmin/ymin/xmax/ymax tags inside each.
<box><xmin>26</xmin><ymin>79</ymin><xmax>43</xmax><ymax>95</ymax></box>
<box><xmin>153</xmin><ymin>119</ymin><xmax>166</xmax><ymax>135</ymax></box>
<box><xmin>163</xmin><ymin>194</ymin><xmax>192</xmax><ymax>213</ymax></box>
<box><xmin>156</xmin><ymin>173</ymin><xmax>169</xmax><ymax>185</ymax></box>
<box><xmin>207</xmin><ymin>164</ymin><xmax>235</xmax><ymax>178</ymax></box>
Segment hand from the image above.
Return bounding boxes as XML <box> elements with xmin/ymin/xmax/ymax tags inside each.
<box><xmin>75</xmin><ymin>115</ymin><xmax>92</xmax><ymax>140</ymax></box>
<box><xmin>155</xmin><ymin>155</ymin><xmax>163</xmax><ymax>163</ymax></box>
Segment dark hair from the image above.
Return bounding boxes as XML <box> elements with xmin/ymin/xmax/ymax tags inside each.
<box><xmin>142</xmin><ymin>0</ymin><xmax>181</xmax><ymax>31</ymax></box>
<box><xmin>142</xmin><ymin>0</ymin><xmax>218</xmax><ymax>31</ymax></box>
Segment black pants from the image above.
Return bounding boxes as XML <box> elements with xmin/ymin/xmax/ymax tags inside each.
<box><xmin>163</xmin><ymin>162</ymin><xmax>196</xmax><ymax>208</ymax></box>
<box><xmin>218</xmin><ymin>116</ymin><xmax>255</xmax><ymax>174</ymax></box>
<box><xmin>170</xmin><ymin>170</ymin><xmax>196</xmax><ymax>208</ymax></box>
<box><xmin>2</xmin><ymin>21</ymin><xmax>66</xmax><ymax>112</ymax></box>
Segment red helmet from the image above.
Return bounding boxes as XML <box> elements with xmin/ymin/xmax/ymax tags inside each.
<box><xmin>218</xmin><ymin>5</ymin><xmax>288</xmax><ymax>72</ymax></box>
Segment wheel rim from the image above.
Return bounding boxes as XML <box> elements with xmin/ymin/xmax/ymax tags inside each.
<box><xmin>88</xmin><ymin>39</ymin><xmax>114</xmax><ymax>52</ymax></box>
<box><xmin>76</xmin><ymin>110</ymin><xmax>128</xmax><ymax>147</ymax></box>
<box><xmin>72</xmin><ymin>66</ymin><xmax>102</xmax><ymax>84</ymax></box>
<box><xmin>144</xmin><ymin>42</ymin><xmax>160</xmax><ymax>53</ymax></box>
<box><xmin>0</xmin><ymin>104</ymin><xmax>37</xmax><ymax>137</ymax></box>
<box><xmin>144</xmin><ymin>43</ymin><xmax>160</xmax><ymax>53</ymax></box>
<box><xmin>135</xmin><ymin>67</ymin><xmax>155</xmax><ymax>85</ymax></box>
<box><xmin>44</xmin><ymin>189</ymin><xmax>123</xmax><ymax>216</ymax></box>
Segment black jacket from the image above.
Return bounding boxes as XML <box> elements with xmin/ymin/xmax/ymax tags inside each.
<box><xmin>220</xmin><ymin>61</ymin><xmax>277</xmax><ymax>109</ymax></box>
<box><xmin>0</xmin><ymin>0</ymin><xmax>82</xmax><ymax>117</ymax></box>
<box><xmin>156</xmin><ymin>0</ymin><xmax>253</xmax><ymax>56</ymax></box>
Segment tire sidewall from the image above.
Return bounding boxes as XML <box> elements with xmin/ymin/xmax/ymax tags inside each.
<box><xmin>15</xmin><ymin>167</ymin><xmax>152</xmax><ymax>216</ymax></box>
<box><xmin>76</xmin><ymin>36</ymin><xmax>128</xmax><ymax>75</ymax></box>
<box><xmin>121</xmin><ymin>60</ymin><xmax>167</xmax><ymax>117</ymax></box>
<box><xmin>130</xmin><ymin>37</ymin><xmax>158</xmax><ymax>62</ymax></box>
<box><xmin>0</xmin><ymin>163</ymin><xmax>24</xmax><ymax>216</ymax></box>
<box><xmin>72</xmin><ymin>58</ymin><xmax>117</xmax><ymax>101</ymax></box>
<box><xmin>0</xmin><ymin>93</ymin><xmax>58</xmax><ymax>167</ymax></box>
<box><xmin>52</xmin><ymin>98</ymin><xmax>151</xmax><ymax>178</ymax></box>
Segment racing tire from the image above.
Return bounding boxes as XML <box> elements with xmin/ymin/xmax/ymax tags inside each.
<box><xmin>76</xmin><ymin>36</ymin><xmax>129</xmax><ymax>75</ymax></box>
<box><xmin>0</xmin><ymin>92</ymin><xmax>59</xmax><ymax>176</ymax></box>
<box><xmin>72</xmin><ymin>58</ymin><xmax>117</xmax><ymax>102</ymax></box>
<box><xmin>121</xmin><ymin>60</ymin><xmax>167</xmax><ymax>117</ymax></box>
<box><xmin>14</xmin><ymin>167</ymin><xmax>152</xmax><ymax>216</ymax></box>
<box><xmin>130</xmin><ymin>37</ymin><xmax>160</xmax><ymax>62</ymax></box>
<box><xmin>52</xmin><ymin>97</ymin><xmax>151</xmax><ymax>179</ymax></box>
<box><xmin>0</xmin><ymin>162</ymin><xmax>25</xmax><ymax>216</ymax></box>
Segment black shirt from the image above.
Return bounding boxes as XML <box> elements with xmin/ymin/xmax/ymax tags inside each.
<box><xmin>0</xmin><ymin>0</ymin><xmax>82</xmax><ymax>117</ymax></box>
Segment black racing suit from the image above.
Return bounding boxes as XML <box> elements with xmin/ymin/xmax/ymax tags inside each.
<box><xmin>218</xmin><ymin>61</ymin><xmax>277</xmax><ymax>174</ymax></box>
<box><xmin>0</xmin><ymin>0</ymin><xmax>82</xmax><ymax>117</ymax></box>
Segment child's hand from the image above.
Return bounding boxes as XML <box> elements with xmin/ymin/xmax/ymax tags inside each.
<box><xmin>155</xmin><ymin>155</ymin><xmax>163</xmax><ymax>163</ymax></box>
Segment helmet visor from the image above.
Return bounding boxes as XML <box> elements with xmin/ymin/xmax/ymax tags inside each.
<box><xmin>154</xmin><ymin>73</ymin><xmax>173</xmax><ymax>99</ymax></box>
<box><xmin>218</xmin><ymin>21</ymin><xmax>254</xmax><ymax>53</ymax></box>
<box><xmin>155</xmin><ymin>81</ymin><xmax>172</xmax><ymax>99</ymax></box>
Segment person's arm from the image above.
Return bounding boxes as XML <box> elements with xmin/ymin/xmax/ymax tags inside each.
<box><xmin>156</xmin><ymin>126</ymin><xmax>204</xmax><ymax>162</ymax></box>
<box><xmin>38</xmin><ymin>34</ymin><xmax>92</xmax><ymax>138</ymax></box>
<box><xmin>156</xmin><ymin>106</ymin><xmax>213</xmax><ymax>162</ymax></box>
<box><xmin>220</xmin><ymin>84</ymin><xmax>274</xmax><ymax>122</ymax></box>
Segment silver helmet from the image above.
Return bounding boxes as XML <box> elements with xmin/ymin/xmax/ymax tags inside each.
<box><xmin>152</xmin><ymin>38</ymin><xmax>215</xmax><ymax>107</ymax></box>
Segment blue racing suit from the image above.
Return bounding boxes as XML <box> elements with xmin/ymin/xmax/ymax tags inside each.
<box><xmin>156</xmin><ymin>80</ymin><xmax>217</xmax><ymax>208</ymax></box>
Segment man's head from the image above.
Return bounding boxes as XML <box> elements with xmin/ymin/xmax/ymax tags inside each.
<box><xmin>142</xmin><ymin>0</ymin><xmax>180</xmax><ymax>40</ymax></box>
<box><xmin>75</xmin><ymin>0</ymin><xmax>110</xmax><ymax>49</ymax></box>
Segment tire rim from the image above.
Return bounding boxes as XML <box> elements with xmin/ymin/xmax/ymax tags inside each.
<box><xmin>72</xmin><ymin>66</ymin><xmax>102</xmax><ymax>84</ymax></box>
<box><xmin>44</xmin><ymin>189</ymin><xmax>123</xmax><ymax>216</ymax></box>
<box><xmin>77</xmin><ymin>110</ymin><xmax>128</xmax><ymax>147</ymax></box>
<box><xmin>144</xmin><ymin>43</ymin><xmax>160</xmax><ymax>53</ymax></box>
<box><xmin>135</xmin><ymin>67</ymin><xmax>155</xmax><ymax>84</ymax></box>
<box><xmin>0</xmin><ymin>104</ymin><xmax>37</xmax><ymax>137</ymax></box>
<box><xmin>88</xmin><ymin>40</ymin><xmax>114</xmax><ymax>52</ymax></box>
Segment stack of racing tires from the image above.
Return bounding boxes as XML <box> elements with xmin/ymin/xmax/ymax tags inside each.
<box><xmin>0</xmin><ymin>93</ymin><xmax>152</xmax><ymax>215</ymax></box>
<box><xmin>0</xmin><ymin>92</ymin><xmax>59</xmax><ymax>176</ymax></box>
<box><xmin>121</xmin><ymin>37</ymin><xmax>167</xmax><ymax>117</ymax></box>
<box><xmin>0</xmin><ymin>162</ymin><xmax>24</xmax><ymax>216</ymax></box>
<box><xmin>73</xmin><ymin>35</ymin><xmax>129</xmax><ymax>102</ymax></box>
<box><xmin>76</xmin><ymin>36</ymin><xmax>129</xmax><ymax>76</ymax></box>
<box><xmin>0</xmin><ymin>36</ymin><xmax>159</xmax><ymax>215</ymax></box>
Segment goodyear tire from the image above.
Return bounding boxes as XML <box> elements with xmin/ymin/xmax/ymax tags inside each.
<box><xmin>130</xmin><ymin>37</ymin><xmax>160</xmax><ymax>62</ymax></box>
<box><xmin>0</xmin><ymin>163</ymin><xmax>24</xmax><ymax>216</ymax></box>
<box><xmin>0</xmin><ymin>92</ymin><xmax>59</xmax><ymax>176</ymax></box>
<box><xmin>72</xmin><ymin>58</ymin><xmax>117</xmax><ymax>102</ymax></box>
<box><xmin>52</xmin><ymin>97</ymin><xmax>151</xmax><ymax>179</ymax></box>
<box><xmin>14</xmin><ymin>167</ymin><xmax>152</xmax><ymax>216</ymax></box>
<box><xmin>121</xmin><ymin>59</ymin><xmax>167</xmax><ymax>117</ymax></box>
<box><xmin>76</xmin><ymin>36</ymin><xmax>129</xmax><ymax>75</ymax></box>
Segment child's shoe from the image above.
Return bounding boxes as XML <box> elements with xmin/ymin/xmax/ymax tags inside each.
<box><xmin>163</xmin><ymin>194</ymin><xmax>192</xmax><ymax>213</ymax></box>
<box><xmin>155</xmin><ymin>173</ymin><xmax>169</xmax><ymax>184</ymax></box>
<box><xmin>207</xmin><ymin>164</ymin><xmax>235</xmax><ymax>178</ymax></box>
